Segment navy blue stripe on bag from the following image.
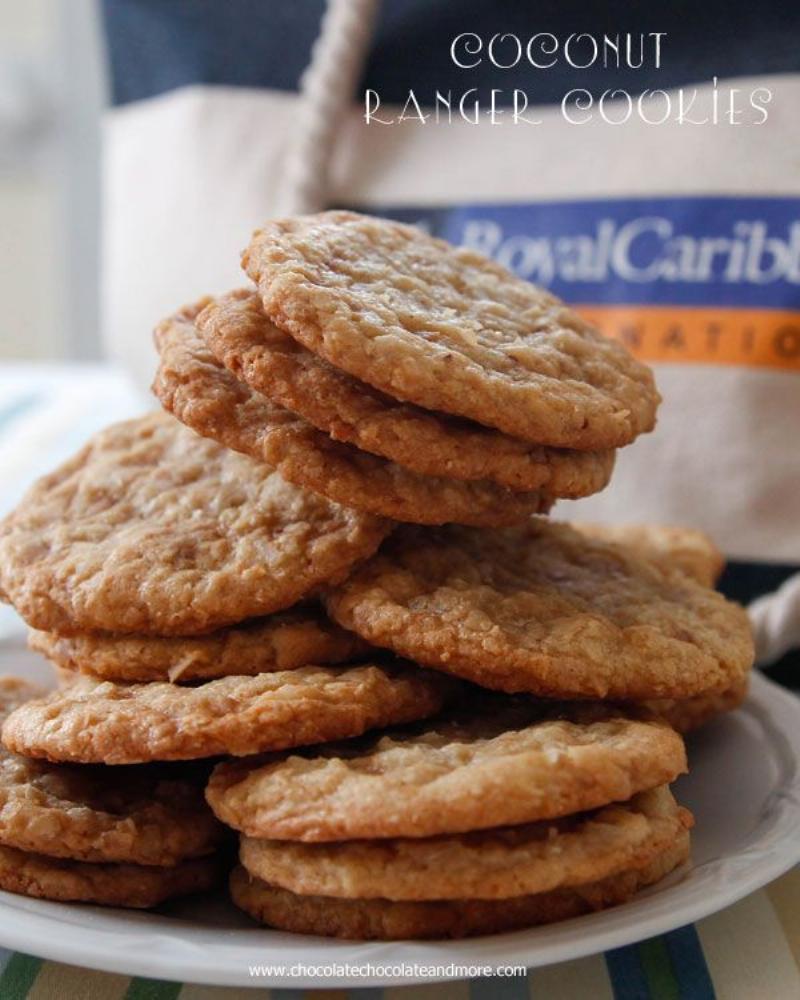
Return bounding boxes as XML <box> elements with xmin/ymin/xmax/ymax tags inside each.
<box><xmin>102</xmin><ymin>0</ymin><xmax>800</xmax><ymax>107</ymax></box>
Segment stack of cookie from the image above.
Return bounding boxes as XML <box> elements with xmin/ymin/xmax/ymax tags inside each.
<box><xmin>197</xmin><ymin>516</ymin><xmax>750</xmax><ymax>939</ymax></box>
<box><xmin>151</xmin><ymin>211</ymin><xmax>661</xmax><ymax>526</ymax></box>
<box><xmin>0</xmin><ymin>412</ymin><xmax>453</xmax><ymax>761</ymax></box>
<box><xmin>0</xmin><ymin>211</ymin><xmax>754</xmax><ymax>939</ymax></box>
<box><xmin>0</xmin><ymin>676</ymin><xmax>223</xmax><ymax>908</ymax></box>
<box><xmin>207</xmin><ymin>696</ymin><xmax>693</xmax><ymax>940</ymax></box>
<box><xmin>0</xmin><ymin>409</ymin><xmax>454</xmax><ymax>913</ymax></box>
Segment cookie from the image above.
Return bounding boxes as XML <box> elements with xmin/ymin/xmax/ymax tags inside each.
<box><xmin>206</xmin><ymin>699</ymin><xmax>686</xmax><ymax>840</ymax></box>
<box><xmin>28</xmin><ymin>605</ymin><xmax>369</xmax><ymax>683</ymax></box>
<box><xmin>198</xmin><ymin>290</ymin><xmax>616</xmax><ymax>496</ymax></box>
<box><xmin>239</xmin><ymin>785</ymin><xmax>691</xmax><ymax>900</ymax></box>
<box><xmin>573</xmin><ymin>522</ymin><xmax>725</xmax><ymax>587</ymax></box>
<box><xmin>243</xmin><ymin>211</ymin><xmax>659</xmax><ymax>449</ymax></box>
<box><xmin>646</xmin><ymin>675</ymin><xmax>749</xmax><ymax>734</ymax></box>
<box><xmin>0</xmin><ymin>676</ymin><xmax>223</xmax><ymax>865</ymax></box>
<box><xmin>325</xmin><ymin>520</ymin><xmax>754</xmax><ymax>699</ymax></box>
<box><xmin>0</xmin><ymin>412</ymin><xmax>389</xmax><ymax>636</ymax></box>
<box><xmin>2</xmin><ymin>662</ymin><xmax>453</xmax><ymax>764</ymax></box>
<box><xmin>230</xmin><ymin>834</ymin><xmax>689</xmax><ymax>939</ymax></box>
<box><xmin>0</xmin><ymin>843</ymin><xmax>220</xmax><ymax>909</ymax></box>
<box><xmin>154</xmin><ymin>301</ymin><xmax>549</xmax><ymax>526</ymax></box>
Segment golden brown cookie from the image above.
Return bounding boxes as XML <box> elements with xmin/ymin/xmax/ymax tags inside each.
<box><xmin>0</xmin><ymin>412</ymin><xmax>389</xmax><ymax>636</ymax></box>
<box><xmin>198</xmin><ymin>290</ymin><xmax>616</xmax><ymax>496</ymax></box>
<box><xmin>28</xmin><ymin>605</ymin><xmax>369</xmax><ymax>683</ymax></box>
<box><xmin>243</xmin><ymin>211</ymin><xmax>659</xmax><ymax>449</ymax></box>
<box><xmin>326</xmin><ymin>520</ymin><xmax>754</xmax><ymax>699</ymax></box>
<box><xmin>0</xmin><ymin>676</ymin><xmax>223</xmax><ymax>865</ymax></box>
<box><xmin>572</xmin><ymin>522</ymin><xmax>725</xmax><ymax>587</ymax></box>
<box><xmin>645</xmin><ymin>675</ymin><xmax>750</xmax><ymax>734</ymax></box>
<box><xmin>239</xmin><ymin>785</ymin><xmax>691</xmax><ymax>900</ymax></box>
<box><xmin>206</xmin><ymin>699</ymin><xmax>686</xmax><ymax>840</ymax></box>
<box><xmin>154</xmin><ymin>301</ymin><xmax>550</xmax><ymax>526</ymax></box>
<box><xmin>230</xmin><ymin>834</ymin><xmax>690</xmax><ymax>939</ymax></box>
<box><xmin>0</xmin><ymin>843</ymin><xmax>220</xmax><ymax>909</ymax></box>
<box><xmin>2</xmin><ymin>662</ymin><xmax>453</xmax><ymax>764</ymax></box>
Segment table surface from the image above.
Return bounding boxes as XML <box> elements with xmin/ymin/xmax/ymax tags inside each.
<box><xmin>0</xmin><ymin>364</ymin><xmax>798</xmax><ymax>1000</ymax></box>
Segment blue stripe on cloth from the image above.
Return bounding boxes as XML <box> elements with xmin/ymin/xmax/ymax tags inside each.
<box><xmin>471</xmin><ymin>973</ymin><xmax>530</xmax><ymax>999</ymax></box>
<box><xmin>606</xmin><ymin>943</ymin><xmax>652</xmax><ymax>1000</ymax></box>
<box><xmin>0</xmin><ymin>949</ymin><xmax>15</xmax><ymax>974</ymax></box>
<box><xmin>0</xmin><ymin>394</ymin><xmax>40</xmax><ymax>432</ymax></box>
<box><xmin>663</xmin><ymin>925</ymin><xmax>716</xmax><ymax>999</ymax></box>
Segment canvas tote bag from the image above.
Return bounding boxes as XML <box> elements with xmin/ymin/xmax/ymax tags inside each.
<box><xmin>101</xmin><ymin>0</ymin><xmax>800</xmax><ymax>670</ymax></box>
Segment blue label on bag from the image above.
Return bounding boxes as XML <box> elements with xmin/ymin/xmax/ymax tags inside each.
<box><xmin>358</xmin><ymin>197</ymin><xmax>800</xmax><ymax>370</ymax></box>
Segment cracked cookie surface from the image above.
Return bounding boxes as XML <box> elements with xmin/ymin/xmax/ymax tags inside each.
<box><xmin>243</xmin><ymin>211</ymin><xmax>659</xmax><ymax>448</ymax></box>
<box><xmin>198</xmin><ymin>290</ymin><xmax>615</xmax><ymax>496</ymax></box>
<box><xmin>2</xmin><ymin>663</ymin><xmax>454</xmax><ymax>764</ymax></box>
<box><xmin>154</xmin><ymin>300</ymin><xmax>550</xmax><ymax>526</ymax></box>
<box><xmin>325</xmin><ymin>520</ymin><xmax>754</xmax><ymax>699</ymax></box>
<box><xmin>28</xmin><ymin>605</ymin><xmax>369</xmax><ymax>683</ymax></box>
<box><xmin>0</xmin><ymin>411</ymin><xmax>389</xmax><ymax>636</ymax></box>
<box><xmin>207</xmin><ymin>698</ymin><xmax>686</xmax><ymax>840</ymax></box>
<box><xmin>239</xmin><ymin>785</ymin><xmax>691</xmax><ymax>900</ymax></box>
<box><xmin>572</xmin><ymin>522</ymin><xmax>725</xmax><ymax>587</ymax></box>
<box><xmin>0</xmin><ymin>676</ymin><xmax>223</xmax><ymax>865</ymax></box>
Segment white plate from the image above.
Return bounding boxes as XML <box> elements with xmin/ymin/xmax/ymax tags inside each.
<box><xmin>0</xmin><ymin>641</ymin><xmax>797</xmax><ymax>989</ymax></box>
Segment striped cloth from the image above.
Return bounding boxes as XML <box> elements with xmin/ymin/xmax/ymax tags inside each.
<box><xmin>0</xmin><ymin>364</ymin><xmax>798</xmax><ymax>998</ymax></box>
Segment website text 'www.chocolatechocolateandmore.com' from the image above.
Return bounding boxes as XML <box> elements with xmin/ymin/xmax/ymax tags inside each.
<box><xmin>247</xmin><ymin>961</ymin><xmax>527</xmax><ymax>980</ymax></box>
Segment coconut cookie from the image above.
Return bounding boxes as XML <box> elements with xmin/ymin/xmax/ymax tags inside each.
<box><xmin>326</xmin><ymin>520</ymin><xmax>754</xmax><ymax>699</ymax></box>
<box><xmin>230</xmin><ymin>834</ymin><xmax>689</xmax><ymax>940</ymax></box>
<box><xmin>206</xmin><ymin>699</ymin><xmax>686</xmax><ymax>840</ymax></box>
<box><xmin>572</xmin><ymin>523</ymin><xmax>743</xmax><ymax>732</ymax></box>
<box><xmin>2</xmin><ymin>663</ymin><xmax>454</xmax><ymax>764</ymax></box>
<box><xmin>198</xmin><ymin>290</ymin><xmax>616</xmax><ymax>496</ymax></box>
<box><xmin>573</xmin><ymin>522</ymin><xmax>725</xmax><ymax>588</ymax></box>
<box><xmin>645</xmin><ymin>676</ymin><xmax>750</xmax><ymax>735</ymax></box>
<box><xmin>243</xmin><ymin>211</ymin><xmax>659</xmax><ymax>449</ymax></box>
<box><xmin>28</xmin><ymin>605</ymin><xmax>369</xmax><ymax>684</ymax></box>
<box><xmin>0</xmin><ymin>412</ymin><xmax>389</xmax><ymax>636</ymax></box>
<box><xmin>154</xmin><ymin>301</ymin><xmax>550</xmax><ymax>526</ymax></box>
<box><xmin>239</xmin><ymin>785</ymin><xmax>691</xmax><ymax>900</ymax></box>
<box><xmin>0</xmin><ymin>676</ymin><xmax>223</xmax><ymax>865</ymax></box>
<box><xmin>0</xmin><ymin>843</ymin><xmax>220</xmax><ymax>909</ymax></box>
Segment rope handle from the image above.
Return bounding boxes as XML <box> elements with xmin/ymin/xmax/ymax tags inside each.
<box><xmin>280</xmin><ymin>0</ymin><xmax>380</xmax><ymax>214</ymax></box>
<box><xmin>751</xmin><ymin>572</ymin><xmax>800</xmax><ymax>667</ymax></box>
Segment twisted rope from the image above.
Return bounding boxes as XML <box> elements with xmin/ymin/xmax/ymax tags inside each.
<box><xmin>280</xmin><ymin>0</ymin><xmax>380</xmax><ymax>214</ymax></box>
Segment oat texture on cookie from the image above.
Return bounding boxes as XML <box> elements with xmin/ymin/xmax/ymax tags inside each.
<box><xmin>229</xmin><ymin>834</ymin><xmax>690</xmax><ymax>939</ymax></box>
<box><xmin>238</xmin><ymin>785</ymin><xmax>691</xmax><ymax>900</ymax></box>
<box><xmin>197</xmin><ymin>289</ymin><xmax>617</xmax><ymax>496</ymax></box>
<box><xmin>243</xmin><ymin>212</ymin><xmax>660</xmax><ymax>449</ymax></box>
<box><xmin>325</xmin><ymin>519</ymin><xmax>754</xmax><ymax>700</ymax></box>
<box><xmin>0</xmin><ymin>411</ymin><xmax>389</xmax><ymax>635</ymax></box>
<box><xmin>219</xmin><ymin>691</ymin><xmax>692</xmax><ymax>939</ymax></box>
<box><xmin>154</xmin><ymin>300</ymin><xmax>551</xmax><ymax>526</ymax></box>
<box><xmin>0</xmin><ymin>676</ymin><xmax>224</xmax><ymax>866</ymax></box>
<box><xmin>28</xmin><ymin>604</ymin><xmax>370</xmax><ymax>684</ymax></box>
<box><xmin>206</xmin><ymin>697</ymin><xmax>687</xmax><ymax>840</ymax></box>
<box><xmin>0</xmin><ymin>675</ymin><xmax>226</xmax><ymax>909</ymax></box>
<box><xmin>2</xmin><ymin>663</ymin><xmax>455</xmax><ymax>764</ymax></box>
